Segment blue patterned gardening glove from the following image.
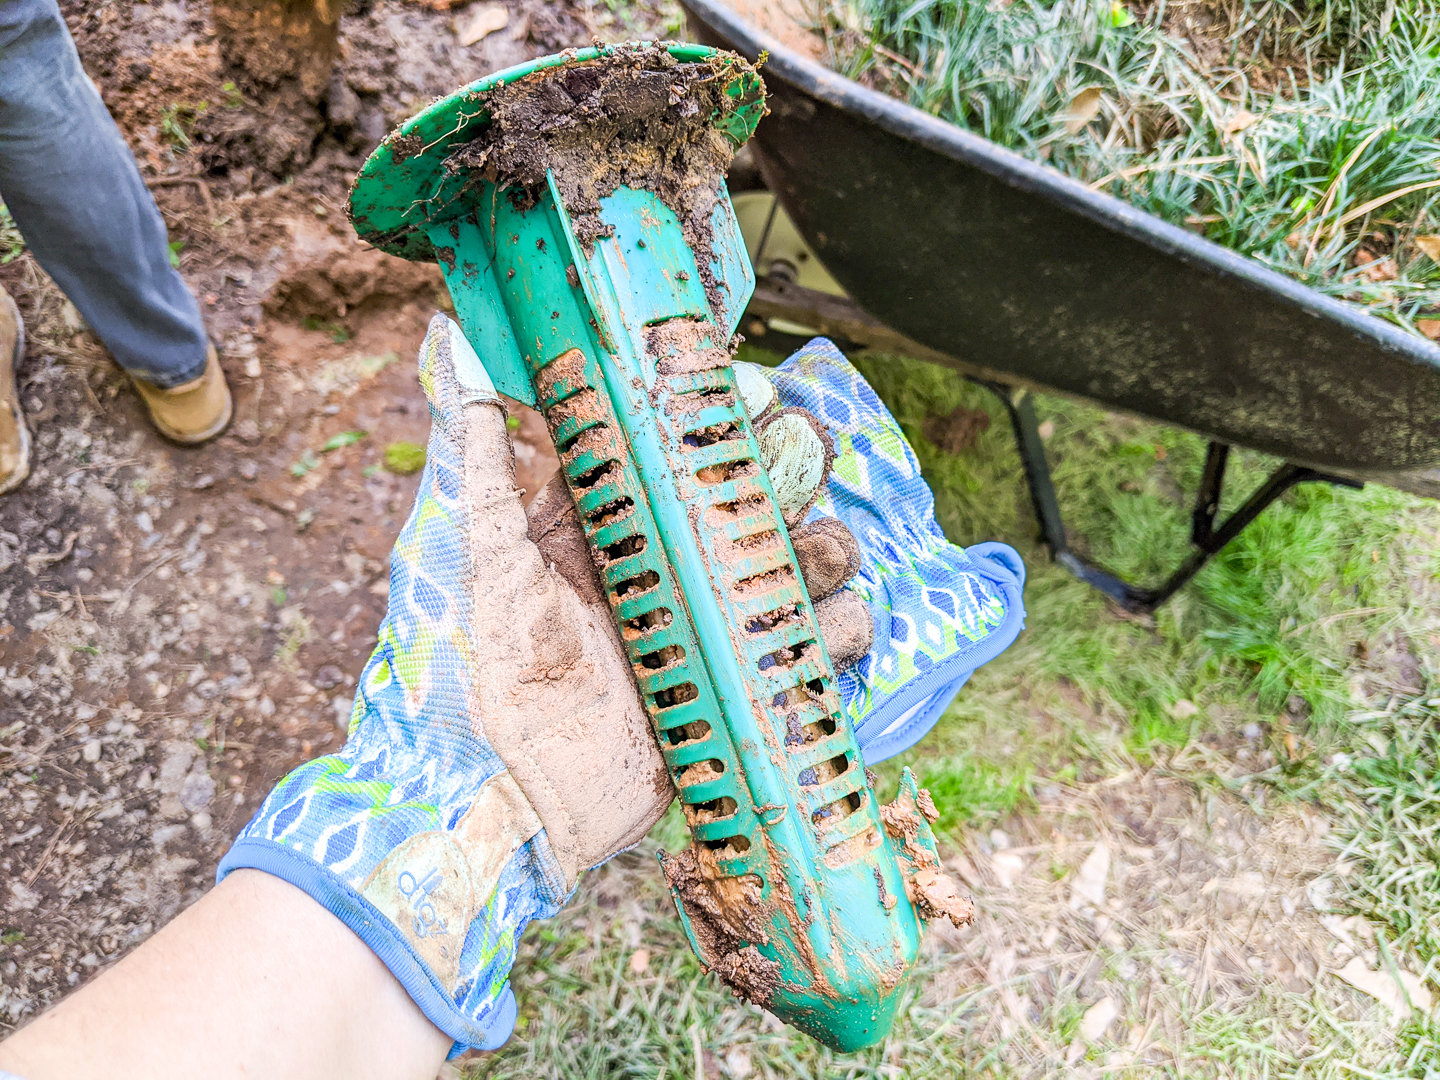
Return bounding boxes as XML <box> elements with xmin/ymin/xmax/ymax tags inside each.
<box><xmin>218</xmin><ymin>322</ymin><xmax>1023</xmax><ymax>1056</ymax></box>
<box><xmin>218</xmin><ymin>315</ymin><xmax>676</xmax><ymax>1055</ymax></box>
<box><xmin>735</xmin><ymin>338</ymin><xmax>1028</xmax><ymax>765</ymax></box>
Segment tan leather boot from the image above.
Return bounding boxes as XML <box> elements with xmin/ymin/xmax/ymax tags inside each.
<box><xmin>0</xmin><ymin>287</ymin><xmax>30</xmax><ymax>495</ymax></box>
<box><xmin>131</xmin><ymin>344</ymin><xmax>233</xmax><ymax>444</ymax></box>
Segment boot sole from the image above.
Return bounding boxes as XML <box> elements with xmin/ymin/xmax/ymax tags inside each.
<box><xmin>0</xmin><ymin>292</ymin><xmax>31</xmax><ymax>495</ymax></box>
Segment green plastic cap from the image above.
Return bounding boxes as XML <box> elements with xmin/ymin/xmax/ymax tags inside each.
<box><xmin>347</xmin><ymin>41</ymin><xmax>765</xmax><ymax>263</ymax></box>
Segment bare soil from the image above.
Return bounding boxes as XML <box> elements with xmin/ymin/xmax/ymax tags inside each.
<box><xmin>0</xmin><ymin>0</ymin><xmax>702</xmax><ymax>1030</ymax></box>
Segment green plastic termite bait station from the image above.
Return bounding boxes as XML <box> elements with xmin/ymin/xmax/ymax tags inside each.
<box><xmin>349</xmin><ymin>41</ymin><xmax>969</xmax><ymax>1051</ymax></box>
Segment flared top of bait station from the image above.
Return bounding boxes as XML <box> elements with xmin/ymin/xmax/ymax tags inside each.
<box><xmin>348</xmin><ymin>42</ymin><xmax>766</xmax><ymax>263</ymax></box>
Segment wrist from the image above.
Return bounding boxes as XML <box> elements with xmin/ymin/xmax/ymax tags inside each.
<box><xmin>0</xmin><ymin>871</ymin><xmax>451</xmax><ymax>1080</ymax></box>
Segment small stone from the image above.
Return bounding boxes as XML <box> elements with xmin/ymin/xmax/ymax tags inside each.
<box><xmin>190</xmin><ymin>474</ymin><xmax>216</xmax><ymax>491</ymax></box>
<box><xmin>244</xmin><ymin>357</ymin><xmax>262</xmax><ymax>379</ymax></box>
<box><xmin>723</xmin><ymin>1045</ymin><xmax>753</xmax><ymax>1080</ymax></box>
<box><xmin>190</xmin><ymin>811</ymin><xmax>212</xmax><ymax>832</ymax></box>
<box><xmin>179</xmin><ymin>770</ymin><xmax>216</xmax><ymax>813</ymax></box>
<box><xmin>158</xmin><ymin>742</ymin><xmax>196</xmax><ymax>793</ymax></box>
<box><xmin>1242</xmin><ymin>722</ymin><xmax>1263</xmax><ymax>740</ymax></box>
<box><xmin>135</xmin><ymin>511</ymin><xmax>154</xmax><ymax>534</ymax></box>
<box><xmin>628</xmin><ymin>948</ymin><xmax>650</xmax><ymax>974</ymax></box>
<box><xmin>151</xmin><ymin>824</ymin><xmax>187</xmax><ymax>848</ymax></box>
<box><xmin>81</xmin><ymin>740</ymin><xmax>101</xmax><ymax>763</ymax></box>
<box><xmin>314</xmin><ymin>664</ymin><xmax>343</xmax><ymax>689</ymax></box>
<box><xmin>991</xmin><ymin>850</ymin><xmax>1025</xmax><ymax>889</ymax></box>
<box><xmin>238</xmin><ymin>460</ymin><xmax>259</xmax><ymax>481</ymax></box>
<box><xmin>1168</xmin><ymin>699</ymin><xmax>1199</xmax><ymax>720</ymax></box>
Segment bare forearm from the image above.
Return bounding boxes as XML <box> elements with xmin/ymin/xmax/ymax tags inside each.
<box><xmin>0</xmin><ymin>870</ymin><xmax>451</xmax><ymax>1080</ymax></box>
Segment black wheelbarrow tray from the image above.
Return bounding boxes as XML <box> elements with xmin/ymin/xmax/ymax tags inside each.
<box><xmin>682</xmin><ymin>0</ymin><xmax>1440</xmax><ymax>613</ymax></box>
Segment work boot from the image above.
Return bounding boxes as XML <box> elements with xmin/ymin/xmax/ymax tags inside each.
<box><xmin>0</xmin><ymin>287</ymin><xmax>31</xmax><ymax>495</ymax></box>
<box><xmin>130</xmin><ymin>344</ymin><xmax>232</xmax><ymax>444</ymax></box>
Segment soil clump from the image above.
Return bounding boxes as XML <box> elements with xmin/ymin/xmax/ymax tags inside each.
<box><xmin>658</xmin><ymin>846</ymin><xmax>779</xmax><ymax>1004</ymax></box>
<box><xmin>447</xmin><ymin>43</ymin><xmax>761</xmax><ymax>313</ymax></box>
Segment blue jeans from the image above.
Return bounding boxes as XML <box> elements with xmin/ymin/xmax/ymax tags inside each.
<box><xmin>0</xmin><ymin>0</ymin><xmax>208</xmax><ymax>387</ymax></box>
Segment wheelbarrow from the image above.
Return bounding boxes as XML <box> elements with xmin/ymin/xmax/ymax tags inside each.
<box><xmin>681</xmin><ymin>0</ymin><xmax>1440</xmax><ymax>613</ymax></box>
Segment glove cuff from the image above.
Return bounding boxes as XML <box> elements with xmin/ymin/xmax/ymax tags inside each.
<box><xmin>847</xmin><ymin>542</ymin><xmax>1026</xmax><ymax>761</ymax></box>
<box><xmin>218</xmin><ymin>799</ymin><xmax>567</xmax><ymax>1056</ymax></box>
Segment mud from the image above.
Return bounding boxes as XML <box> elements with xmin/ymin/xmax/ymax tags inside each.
<box><xmin>718</xmin><ymin>0</ymin><xmax>827</xmax><ymax>62</ymax></box>
<box><xmin>262</xmin><ymin>223</ymin><xmax>445</xmax><ymax>321</ymax></box>
<box><xmin>448</xmin><ymin>43</ymin><xmax>761</xmax><ymax>315</ymax></box>
<box><xmin>880</xmin><ymin>782</ymin><xmax>974</xmax><ymax>928</ymax></box>
<box><xmin>711</xmin><ymin>944</ymin><xmax>782</xmax><ymax>1005</ymax></box>
<box><xmin>525</xmin><ymin>471</ymin><xmax>605</xmax><ymax>608</ymax></box>
<box><xmin>922</xmin><ymin>403</ymin><xmax>992</xmax><ymax>456</ymax></box>
<box><xmin>787</xmin><ymin>517</ymin><xmax>859</xmax><ymax>600</ymax></box>
<box><xmin>813</xmin><ymin>591</ymin><xmax>872</xmax><ymax>670</ymax></box>
<box><xmin>659</xmin><ymin>845</ymin><xmax>778</xmax><ymax>1003</ymax></box>
<box><xmin>911</xmin><ymin>866</ymin><xmax>975</xmax><ymax>928</ymax></box>
<box><xmin>646</xmin><ymin>318</ymin><xmax>733</xmax><ymax>377</ymax></box>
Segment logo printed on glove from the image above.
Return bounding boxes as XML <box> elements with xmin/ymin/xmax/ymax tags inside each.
<box><xmin>399</xmin><ymin>866</ymin><xmax>450</xmax><ymax>940</ymax></box>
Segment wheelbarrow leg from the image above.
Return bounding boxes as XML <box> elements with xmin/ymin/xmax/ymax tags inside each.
<box><xmin>976</xmin><ymin>382</ymin><xmax>1364</xmax><ymax>614</ymax></box>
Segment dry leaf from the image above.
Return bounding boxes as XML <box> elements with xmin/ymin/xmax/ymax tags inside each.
<box><xmin>1069</xmin><ymin>840</ymin><xmax>1110</xmax><ymax>908</ymax></box>
<box><xmin>1064</xmin><ymin>87</ymin><xmax>1104</xmax><ymax>134</ymax></box>
<box><xmin>724</xmin><ymin>1046</ymin><xmax>753</xmax><ymax>1080</ymax></box>
<box><xmin>1416</xmin><ymin>319</ymin><xmax>1440</xmax><ymax>341</ymax></box>
<box><xmin>1334</xmin><ymin>956</ymin><xmax>1433</xmax><ymax>1022</ymax></box>
<box><xmin>1080</xmin><ymin>997</ymin><xmax>1120</xmax><ymax>1042</ymax></box>
<box><xmin>1224</xmin><ymin>110</ymin><xmax>1258</xmax><ymax>136</ymax></box>
<box><xmin>1416</xmin><ymin>235</ymin><xmax>1440</xmax><ymax>261</ymax></box>
<box><xmin>1360</xmin><ymin>257</ymin><xmax>1398</xmax><ymax>282</ymax></box>
<box><xmin>992</xmin><ymin>850</ymin><xmax>1026</xmax><ymax>889</ymax></box>
<box><xmin>454</xmin><ymin>3</ymin><xmax>509</xmax><ymax>45</ymax></box>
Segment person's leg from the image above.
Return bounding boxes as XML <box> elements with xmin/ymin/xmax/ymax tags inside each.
<box><xmin>0</xmin><ymin>0</ymin><xmax>209</xmax><ymax>388</ymax></box>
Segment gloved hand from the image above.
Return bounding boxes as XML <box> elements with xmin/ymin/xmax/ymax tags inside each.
<box><xmin>216</xmin><ymin>316</ymin><xmax>882</xmax><ymax>1056</ymax></box>
<box><xmin>739</xmin><ymin>340</ymin><xmax>1028</xmax><ymax>764</ymax></box>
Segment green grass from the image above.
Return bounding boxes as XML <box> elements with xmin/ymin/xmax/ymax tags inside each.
<box><xmin>1331</xmin><ymin>693</ymin><xmax>1440</xmax><ymax>970</ymax></box>
<box><xmin>845</xmin><ymin>353</ymin><xmax>1435</xmax><ymax>822</ymax></box>
<box><xmin>0</xmin><ymin>203</ymin><xmax>23</xmax><ymax>265</ymax></box>
<box><xmin>824</xmin><ymin>0</ymin><xmax>1440</xmax><ymax>336</ymax></box>
<box><xmin>459</xmin><ymin>346</ymin><xmax>1440</xmax><ymax>1077</ymax></box>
